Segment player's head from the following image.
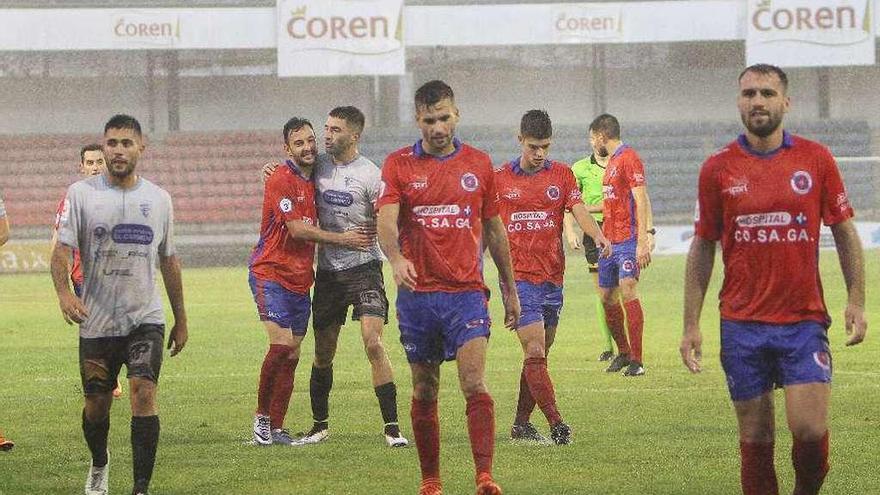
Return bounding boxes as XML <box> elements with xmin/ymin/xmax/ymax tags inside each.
<box><xmin>588</xmin><ymin>113</ymin><xmax>620</xmax><ymax>158</ymax></box>
<box><xmin>414</xmin><ymin>80</ymin><xmax>460</xmax><ymax>155</ymax></box>
<box><xmin>518</xmin><ymin>109</ymin><xmax>553</xmax><ymax>169</ymax></box>
<box><xmin>79</xmin><ymin>143</ymin><xmax>105</xmax><ymax>176</ymax></box>
<box><xmin>738</xmin><ymin>64</ymin><xmax>790</xmax><ymax>138</ymax></box>
<box><xmin>103</xmin><ymin>114</ymin><xmax>144</xmax><ymax>179</ymax></box>
<box><xmin>283</xmin><ymin>117</ymin><xmax>317</xmax><ymax>167</ymax></box>
<box><xmin>325</xmin><ymin>106</ymin><xmax>364</xmax><ymax>159</ymax></box>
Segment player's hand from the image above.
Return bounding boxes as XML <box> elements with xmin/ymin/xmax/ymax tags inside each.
<box><xmin>500</xmin><ymin>283</ymin><xmax>521</xmax><ymax>330</ymax></box>
<box><xmin>391</xmin><ymin>257</ymin><xmax>418</xmax><ymax>291</ymax></box>
<box><xmin>167</xmin><ymin>321</ymin><xmax>188</xmax><ymax>357</ymax></box>
<box><xmin>637</xmin><ymin>238</ymin><xmax>652</xmax><ymax>269</ymax></box>
<box><xmin>595</xmin><ymin>235</ymin><xmax>613</xmax><ymax>259</ymax></box>
<box><xmin>679</xmin><ymin>326</ymin><xmax>703</xmax><ymax>373</ymax></box>
<box><xmin>844</xmin><ymin>303</ymin><xmax>867</xmax><ymax>346</ymax></box>
<box><xmin>58</xmin><ymin>291</ymin><xmax>88</xmax><ymax>325</ymax></box>
<box><xmin>565</xmin><ymin>231</ymin><xmax>582</xmax><ymax>250</ymax></box>
<box><xmin>338</xmin><ymin>229</ymin><xmax>374</xmax><ymax>250</ymax></box>
<box><xmin>261</xmin><ymin>162</ymin><xmax>281</xmax><ymax>183</ymax></box>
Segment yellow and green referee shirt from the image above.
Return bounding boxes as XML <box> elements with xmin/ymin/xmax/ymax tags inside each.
<box><xmin>571</xmin><ymin>154</ymin><xmax>605</xmax><ymax>222</ymax></box>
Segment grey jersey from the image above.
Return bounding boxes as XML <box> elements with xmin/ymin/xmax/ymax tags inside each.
<box><xmin>314</xmin><ymin>153</ymin><xmax>382</xmax><ymax>271</ymax></box>
<box><xmin>57</xmin><ymin>175</ymin><xmax>175</xmax><ymax>339</ymax></box>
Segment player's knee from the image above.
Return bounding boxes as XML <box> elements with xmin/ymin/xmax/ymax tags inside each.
<box><xmin>524</xmin><ymin>340</ymin><xmax>545</xmax><ymax>359</ymax></box>
<box><xmin>620</xmin><ymin>280</ymin><xmax>639</xmax><ymax>301</ymax></box>
<box><xmin>84</xmin><ymin>395</ymin><xmax>112</xmax><ymax>422</ymax></box>
<box><xmin>738</xmin><ymin>423</ymin><xmax>775</xmax><ymax>443</ymax></box>
<box><xmin>790</xmin><ymin>422</ymin><xmax>828</xmax><ymax>442</ymax></box>
<box><xmin>129</xmin><ymin>380</ymin><xmax>157</xmax><ymax>415</ymax></box>
<box><xmin>413</xmin><ymin>380</ymin><xmax>439</xmax><ymax>401</ymax></box>
<box><xmin>363</xmin><ymin>338</ymin><xmax>386</xmax><ymax>364</ymax></box>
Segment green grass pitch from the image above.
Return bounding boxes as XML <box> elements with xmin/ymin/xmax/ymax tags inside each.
<box><xmin>1</xmin><ymin>252</ymin><xmax>877</xmax><ymax>494</ymax></box>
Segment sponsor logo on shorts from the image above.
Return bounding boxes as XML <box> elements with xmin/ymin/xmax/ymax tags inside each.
<box><xmin>735</xmin><ymin>211</ymin><xmax>791</xmax><ymax>227</ymax></box>
<box><xmin>465</xmin><ymin>318</ymin><xmax>487</xmax><ymax>330</ymax></box>
<box><xmin>128</xmin><ymin>341</ymin><xmax>153</xmax><ymax>366</ymax></box>
<box><xmin>813</xmin><ymin>351</ymin><xmax>831</xmax><ymax>372</ymax></box>
<box><xmin>511</xmin><ymin>211</ymin><xmax>548</xmax><ymax>222</ymax></box>
<box><xmin>546</xmin><ymin>185</ymin><xmax>561</xmax><ymax>200</ymax></box>
<box><xmin>279</xmin><ymin>198</ymin><xmax>293</xmax><ymax>213</ymax></box>
<box><xmin>413</xmin><ymin>205</ymin><xmax>460</xmax><ymax>216</ymax></box>
<box><xmin>622</xmin><ymin>259</ymin><xmax>636</xmax><ymax>272</ymax></box>
<box><xmin>402</xmin><ymin>343</ymin><xmax>417</xmax><ymax>353</ymax></box>
<box><xmin>461</xmin><ymin>173</ymin><xmax>479</xmax><ymax>192</ymax></box>
<box><xmin>111</xmin><ymin>224</ymin><xmax>154</xmax><ymax>245</ymax></box>
<box><xmin>790</xmin><ymin>171</ymin><xmax>813</xmax><ymax>195</ymax></box>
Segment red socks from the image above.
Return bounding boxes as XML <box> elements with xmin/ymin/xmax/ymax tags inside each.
<box><xmin>740</xmin><ymin>441</ymin><xmax>779</xmax><ymax>495</ymax></box>
<box><xmin>257</xmin><ymin>344</ymin><xmax>289</xmax><ymax>417</ymax></box>
<box><xmin>514</xmin><ymin>368</ymin><xmax>536</xmax><ymax>425</ymax></box>
<box><xmin>466</xmin><ymin>392</ymin><xmax>495</xmax><ymax>478</ymax></box>
<box><xmin>603</xmin><ymin>302</ymin><xmax>630</xmax><ymax>355</ymax></box>
<box><xmin>522</xmin><ymin>357</ymin><xmax>562</xmax><ymax>426</ymax></box>
<box><xmin>792</xmin><ymin>431</ymin><xmax>829</xmax><ymax>495</ymax></box>
<box><xmin>411</xmin><ymin>398</ymin><xmax>441</xmax><ymax>481</ymax></box>
<box><xmin>269</xmin><ymin>354</ymin><xmax>299</xmax><ymax>429</ymax></box>
<box><xmin>623</xmin><ymin>299</ymin><xmax>644</xmax><ymax>363</ymax></box>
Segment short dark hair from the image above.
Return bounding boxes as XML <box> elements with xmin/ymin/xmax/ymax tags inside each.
<box><xmin>282</xmin><ymin>117</ymin><xmax>313</xmax><ymax>144</ymax></box>
<box><xmin>329</xmin><ymin>106</ymin><xmax>365</xmax><ymax>134</ymax></box>
<box><xmin>104</xmin><ymin>114</ymin><xmax>142</xmax><ymax>136</ymax></box>
<box><xmin>520</xmin><ymin>110</ymin><xmax>552</xmax><ymax>140</ymax></box>
<box><xmin>589</xmin><ymin>113</ymin><xmax>620</xmax><ymax>140</ymax></box>
<box><xmin>414</xmin><ymin>80</ymin><xmax>455</xmax><ymax>110</ymax></box>
<box><xmin>80</xmin><ymin>143</ymin><xmax>103</xmax><ymax>162</ymax></box>
<box><xmin>739</xmin><ymin>63</ymin><xmax>789</xmax><ymax>93</ymax></box>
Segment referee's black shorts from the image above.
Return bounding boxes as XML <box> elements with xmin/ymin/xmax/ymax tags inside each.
<box><xmin>582</xmin><ymin>220</ymin><xmax>603</xmax><ymax>273</ymax></box>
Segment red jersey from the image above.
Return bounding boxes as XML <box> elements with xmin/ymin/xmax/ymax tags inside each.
<box><xmin>249</xmin><ymin>160</ymin><xmax>318</xmax><ymax>294</ymax></box>
<box><xmin>495</xmin><ymin>158</ymin><xmax>582</xmax><ymax>286</ymax></box>
<box><xmin>377</xmin><ymin>139</ymin><xmax>498</xmax><ymax>292</ymax></box>
<box><xmin>694</xmin><ymin>132</ymin><xmax>854</xmax><ymax>326</ymax></box>
<box><xmin>602</xmin><ymin>145</ymin><xmax>647</xmax><ymax>243</ymax></box>
<box><xmin>55</xmin><ymin>196</ymin><xmax>83</xmax><ymax>287</ymax></box>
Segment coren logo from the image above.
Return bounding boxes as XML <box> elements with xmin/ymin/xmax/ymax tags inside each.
<box><xmin>751</xmin><ymin>0</ymin><xmax>871</xmax><ymax>45</ymax></box>
<box><xmin>113</xmin><ymin>13</ymin><xmax>181</xmax><ymax>47</ymax></box>
<box><xmin>287</xmin><ymin>6</ymin><xmax>391</xmax><ymax>40</ymax></box>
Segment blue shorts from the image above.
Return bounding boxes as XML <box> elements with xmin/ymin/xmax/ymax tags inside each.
<box><xmin>248</xmin><ymin>273</ymin><xmax>311</xmax><ymax>335</ymax></box>
<box><xmin>396</xmin><ymin>289</ymin><xmax>491</xmax><ymax>363</ymax></box>
<box><xmin>515</xmin><ymin>281</ymin><xmax>563</xmax><ymax>329</ymax></box>
<box><xmin>73</xmin><ymin>282</ymin><xmax>83</xmax><ymax>298</ymax></box>
<box><xmin>720</xmin><ymin>319</ymin><xmax>832</xmax><ymax>402</ymax></box>
<box><xmin>598</xmin><ymin>238</ymin><xmax>639</xmax><ymax>288</ymax></box>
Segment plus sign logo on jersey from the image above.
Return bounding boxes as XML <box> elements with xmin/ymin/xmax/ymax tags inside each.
<box><xmin>277</xmin><ymin>0</ymin><xmax>404</xmax><ymax>77</ymax></box>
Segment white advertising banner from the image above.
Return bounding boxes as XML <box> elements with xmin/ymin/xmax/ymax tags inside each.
<box><xmin>276</xmin><ymin>0</ymin><xmax>404</xmax><ymax>77</ymax></box>
<box><xmin>746</xmin><ymin>0</ymin><xmax>876</xmax><ymax>67</ymax></box>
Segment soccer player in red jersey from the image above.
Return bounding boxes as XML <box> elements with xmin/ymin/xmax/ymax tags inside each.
<box><xmin>592</xmin><ymin>114</ymin><xmax>655</xmax><ymax>376</ymax></box>
<box><xmin>377</xmin><ymin>80</ymin><xmax>520</xmax><ymax>495</ymax></box>
<box><xmin>51</xmin><ymin>145</ymin><xmax>124</xmax><ymax>399</ymax></box>
<box><xmin>248</xmin><ymin>117</ymin><xmax>371</xmax><ymax>446</ymax></box>
<box><xmin>681</xmin><ymin>64</ymin><xmax>867</xmax><ymax>495</ymax></box>
<box><xmin>496</xmin><ymin>110</ymin><xmax>610</xmax><ymax>445</ymax></box>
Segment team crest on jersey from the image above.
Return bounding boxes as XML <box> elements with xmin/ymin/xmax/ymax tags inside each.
<box><xmin>546</xmin><ymin>185</ymin><xmax>561</xmax><ymax>201</ymax></box>
<box><xmin>790</xmin><ymin>171</ymin><xmax>813</xmax><ymax>195</ymax></box>
<box><xmin>460</xmin><ymin>173</ymin><xmax>479</xmax><ymax>192</ymax></box>
<box><xmin>279</xmin><ymin>198</ymin><xmax>293</xmax><ymax>213</ymax></box>
<box><xmin>139</xmin><ymin>202</ymin><xmax>151</xmax><ymax>218</ymax></box>
<box><xmin>93</xmin><ymin>224</ymin><xmax>108</xmax><ymax>239</ymax></box>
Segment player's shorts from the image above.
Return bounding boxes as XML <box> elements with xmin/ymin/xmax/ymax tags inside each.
<box><xmin>396</xmin><ymin>289</ymin><xmax>491</xmax><ymax>363</ymax></box>
<box><xmin>73</xmin><ymin>282</ymin><xmax>83</xmax><ymax>298</ymax></box>
<box><xmin>312</xmin><ymin>260</ymin><xmax>389</xmax><ymax>331</ymax></box>
<box><xmin>248</xmin><ymin>273</ymin><xmax>311</xmax><ymax>335</ymax></box>
<box><xmin>79</xmin><ymin>323</ymin><xmax>165</xmax><ymax>395</ymax></box>
<box><xmin>720</xmin><ymin>319</ymin><xmax>832</xmax><ymax>402</ymax></box>
<box><xmin>582</xmin><ymin>220</ymin><xmax>604</xmax><ymax>272</ymax></box>
<box><xmin>598</xmin><ymin>238</ymin><xmax>639</xmax><ymax>288</ymax></box>
<box><xmin>515</xmin><ymin>280</ymin><xmax>563</xmax><ymax>329</ymax></box>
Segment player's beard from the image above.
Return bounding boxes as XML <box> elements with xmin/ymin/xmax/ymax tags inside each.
<box><xmin>742</xmin><ymin>110</ymin><xmax>783</xmax><ymax>138</ymax></box>
<box><xmin>108</xmin><ymin>160</ymin><xmax>135</xmax><ymax>179</ymax></box>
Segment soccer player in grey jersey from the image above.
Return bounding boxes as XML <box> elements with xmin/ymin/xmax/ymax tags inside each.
<box><xmin>0</xmin><ymin>192</ymin><xmax>12</xmax><ymax>452</ymax></box>
<box><xmin>51</xmin><ymin>115</ymin><xmax>188</xmax><ymax>495</ymax></box>
<box><xmin>293</xmin><ymin>106</ymin><xmax>408</xmax><ymax>447</ymax></box>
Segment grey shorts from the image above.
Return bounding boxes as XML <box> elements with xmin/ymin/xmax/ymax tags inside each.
<box><xmin>312</xmin><ymin>260</ymin><xmax>389</xmax><ymax>330</ymax></box>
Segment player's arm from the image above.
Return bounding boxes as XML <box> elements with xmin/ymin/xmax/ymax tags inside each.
<box><xmin>632</xmin><ymin>185</ymin><xmax>652</xmax><ymax>268</ymax></box>
<box><xmin>286</xmin><ymin>219</ymin><xmax>372</xmax><ymax>249</ymax></box>
<box><xmin>830</xmin><ymin>220</ymin><xmax>867</xmax><ymax>346</ymax></box>
<box><xmin>483</xmin><ymin>215</ymin><xmax>521</xmax><ymax>330</ymax></box>
<box><xmin>562</xmin><ymin>211</ymin><xmax>581</xmax><ymax>250</ymax></box>
<box><xmin>0</xmin><ymin>214</ymin><xmax>8</xmax><ymax>246</ymax></box>
<box><xmin>50</xmin><ymin>242</ymin><xmax>86</xmax><ymax>325</ymax></box>
<box><xmin>569</xmin><ymin>203</ymin><xmax>611</xmax><ymax>257</ymax></box>
<box><xmin>680</xmin><ymin>236</ymin><xmax>715</xmax><ymax>373</ymax></box>
<box><xmin>377</xmin><ymin>203</ymin><xmax>417</xmax><ymax>290</ymax></box>
<box><xmin>159</xmin><ymin>253</ymin><xmax>188</xmax><ymax>356</ymax></box>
